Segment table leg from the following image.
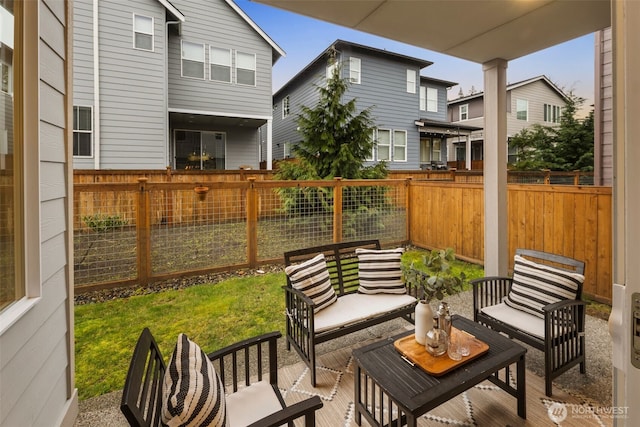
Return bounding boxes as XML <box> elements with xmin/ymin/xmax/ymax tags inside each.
<box><xmin>355</xmin><ymin>364</ymin><xmax>362</xmax><ymax>426</ymax></box>
<box><xmin>517</xmin><ymin>354</ymin><xmax>527</xmax><ymax>419</ymax></box>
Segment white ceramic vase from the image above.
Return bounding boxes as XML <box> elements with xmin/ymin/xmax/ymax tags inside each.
<box><xmin>414</xmin><ymin>300</ymin><xmax>434</xmax><ymax>345</ymax></box>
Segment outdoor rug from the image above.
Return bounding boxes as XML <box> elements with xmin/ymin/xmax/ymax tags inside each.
<box><xmin>277</xmin><ymin>334</ymin><xmax>614</xmax><ymax>427</ymax></box>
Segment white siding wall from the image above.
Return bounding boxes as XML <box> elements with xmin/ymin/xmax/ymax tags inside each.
<box><xmin>506</xmin><ymin>80</ymin><xmax>566</xmax><ymax>138</ymax></box>
<box><xmin>595</xmin><ymin>27</ymin><xmax>613</xmax><ymax>186</ymax></box>
<box><xmin>1</xmin><ymin>1</ymin><xmax>76</xmax><ymax>426</ymax></box>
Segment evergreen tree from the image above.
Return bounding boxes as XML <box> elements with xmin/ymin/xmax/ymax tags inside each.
<box><xmin>293</xmin><ymin>62</ymin><xmax>379</xmax><ymax>179</ymax></box>
<box><xmin>508</xmin><ymin>92</ymin><xmax>594</xmax><ymax>171</ymax></box>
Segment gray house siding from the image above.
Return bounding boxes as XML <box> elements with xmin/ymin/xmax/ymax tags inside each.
<box><xmin>167</xmin><ymin>0</ymin><xmax>273</xmax><ymax>118</ymax></box>
<box><xmin>97</xmin><ymin>0</ymin><xmax>168</xmax><ymax>169</ymax></box>
<box><xmin>1</xmin><ymin>1</ymin><xmax>76</xmax><ymax>426</ymax></box>
<box><xmin>595</xmin><ymin>27</ymin><xmax>613</xmax><ymax>186</ymax></box>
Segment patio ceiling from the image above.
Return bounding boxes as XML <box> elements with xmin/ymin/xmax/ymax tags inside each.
<box><xmin>252</xmin><ymin>0</ymin><xmax>611</xmax><ymax>63</ymax></box>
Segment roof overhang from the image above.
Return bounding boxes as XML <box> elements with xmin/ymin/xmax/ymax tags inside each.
<box><xmin>415</xmin><ymin>119</ymin><xmax>482</xmax><ymax>136</ymax></box>
<box><xmin>252</xmin><ymin>0</ymin><xmax>611</xmax><ymax>64</ymax></box>
<box><xmin>157</xmin><ymin>0</ymin><xmax>185</xmax><ymax>22</ymax></box>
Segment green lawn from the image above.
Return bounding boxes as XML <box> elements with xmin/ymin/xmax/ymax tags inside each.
<box><xmin>74</xmin><ymin>249</ymin><xmax>485</xmax><ymax>400</ymax></box>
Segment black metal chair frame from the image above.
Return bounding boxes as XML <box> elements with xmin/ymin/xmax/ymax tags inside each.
<box><xmin>121</xmin><ymin>328</ymin><xmax>322</xmax><ymax>427</ymax></box>
<box><xmin>283</xmin><ymin>240</ymin><xmax>418</xmax><ymax>387</ymax></box>
<box><xmin>472</xmin><ymin>248</ymin><xmax>586</xmax><ymax>396</ymax></box>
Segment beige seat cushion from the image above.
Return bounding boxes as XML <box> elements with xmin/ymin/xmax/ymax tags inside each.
<box><xmin>481</xmin><ymin>302</ymin><xmax>545</xmax><ymax>339</ymax></box>
<box><xmin>314</xmin><ymin>293</ymin><xmax>416</xmax><ymax>333</ymax></box>
<box><xmin>225</xmin><ymin>380</ymin><xmax>283</xmax><ymax>427</ymax></box>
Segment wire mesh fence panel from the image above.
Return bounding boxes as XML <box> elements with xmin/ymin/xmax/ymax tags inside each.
<box><xmin>256</xmin><ymin>185</ymin><xmax>334</xmax><ymax>260</ymax></box>
<box><xmin>341</xmin><ymin>183</ymin><xmax>407</xmax><ymax>243</ymax></box>
<box><xmin>150</xmin><ymin>187</ymin><xmax>248</xmax><ymax>275</ymax></box>
<box><xmin>74</xmin><ymin>189</ymin><xmax>138</xmax><ymax>285</ymax></box>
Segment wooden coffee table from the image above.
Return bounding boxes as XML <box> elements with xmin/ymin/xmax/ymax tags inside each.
<box><xmin>353</xmin><ymin>315</ymin><xmax>527</xmax><ymax>426</ymax></box>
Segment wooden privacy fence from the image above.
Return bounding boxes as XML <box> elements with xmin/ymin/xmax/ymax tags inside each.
<box><xmin>409</xmin><ymin>181</ymin><xmax>612</xmax><ymax>303</ymax></box>
<box><xmin>73</xmin><ymin>177</ymin><xmax>612</xmax><ymax>303</ymax></box>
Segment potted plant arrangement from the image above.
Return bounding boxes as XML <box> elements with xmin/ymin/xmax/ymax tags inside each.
<box><xmin>402</xmin><ymin>248</ymin><xmax>466</xmax><ymax>345</ymax></box>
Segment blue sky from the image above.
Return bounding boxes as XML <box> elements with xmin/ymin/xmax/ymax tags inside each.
<box><xmin>239</xmin><ymin>0</ymin><xmax>595</xmax><ymax>108</ymax></box>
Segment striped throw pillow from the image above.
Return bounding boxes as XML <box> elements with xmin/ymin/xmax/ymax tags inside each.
<box><xmin>356</xmin><ymin>247</ymin><xmax>406</xmax><ymax>294</ymax></box>
<box><xmin>285</xmin><ymin>253</ymin><xmax>337</xmax><ymax>313</ymax></box>
<box><xmin>504</xmin><ymin>254</ymin><xmax>584</xmax><ymax>318</ymax></box>
<box><xmin>162</xmin><ymin>334</ymin><xmax>226</xmax><ymax>427</ymax></box>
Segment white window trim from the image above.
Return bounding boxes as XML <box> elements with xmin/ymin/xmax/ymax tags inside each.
<box><xmin>209</xmin><ymin>46</ymin><xmax>232</xmax><ymax>83</ymax></box>
<box><xmin>1</xmin><ymin>61</ymin><xmax>12</xmax><ymax>94</ymax></box>
<box><xmin>377</xmin><ymin>128</ymin><xmax>391</xmax><ymax>161</ymax></box>
<box><xmin>181</xmin><ymin>40</ymin><xmax>205</xmax><ymax>80</ymax></box>
<box><xmin>459</xmin><ymin>104</ymin><xmax>469</xmax><ymax>121</ymax></box>
<box><xmin>236</xmin><ymin>51</ymin><xmax>256</xmax><ymax>86</ymax></box>
<box><xmin>283</xmin><ymin>141</ymin><xmax>292</xmax><ymax>158</ymax></box>
<box><xmin>349</xmin><ymin>57</ymin><xmax>361</xmax><ymax>84</ymax></box>
<box><xmin>326</xmin><ymin>61</ymin><xmax>337</xmax><ymax>83</ymax></box>
<box><xmin>393</xmin><ymin>129</ymin><xmax>407</xmax><ymax>162</ymax></box>
<box><xmin>426</xmin><ymin>87</ymin><xmax>438</xmax><ymax>112</ymax></box>
<box><xmin>406</xmin><ymin>69</ymin><xmax>416</xmax><ymax>93</ymax></box>
<box><xmin>419</xmin><ymin>86</ymin><xmax>426</xmax><ymax>111</ymax></box>
<box><xmin>2</xmin><ymin>0</ymin><xmax>42</xmax><ymax>328</ymax></box>
<box><xmin>133</xmin><ymin>14</ymin><xmax>154</xmax><ymax>51</ymax></box>
<box><xmin>366</xmin><ymin>129</ymin><xmax>376</xmax><ymax>161</ymax></box>
<box><xmin>73</xmin><ymin>105</ymin><xmax>94</xmax><ymax>158</ymax></box>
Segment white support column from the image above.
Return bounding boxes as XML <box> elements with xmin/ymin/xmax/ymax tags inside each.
<box><xmin>465</xmin><ymin>135</ymin><xmax>472</xmax><ymax>170</ymax></box>
<box><xmin>610</xmin><ymin>1</ymin><xmax>640</xmax><ymax>425</ymax></box>
<box><xmin>266</xmin><ymin>119</ymin><xmax>273</xmax><ymax>170</ymax></box>
<box><xmin>482</xmin><ymin>59</ymin><xmax>508</xmax><ymax>277</ymax></box>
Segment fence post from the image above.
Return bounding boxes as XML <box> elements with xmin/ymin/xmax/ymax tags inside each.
<box><xmin>333</xmin><ymin>177</ymin><xmax>343</xmax><ymax>243</ymax></box>
<box><xmin>136</xmin><ymin>177</ymin><xmax>151</xmax><ymax>286</ymax></box>
<box><xmin>543</xmin><ymin>169</ymin><xmax>551</xmax><ymax>185</ymax></box>
<box><xmin>405</xmin><ymin>178</ymin><xmax>412</xmax><ymax>242</ymax></box>
<box><xmin>574</xmin><ymin>170</ymin><xmax>580</xmax><ymax>185</ymax></box>
<box><xmin>246</xmin><ymin>177</ymin><xmax>258</xmax><ymax>267</ymax></box>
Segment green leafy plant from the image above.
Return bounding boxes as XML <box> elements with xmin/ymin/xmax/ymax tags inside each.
<box><xmin>402</xmin><ymin>248</ymin><xmax>466</xmax><ymax>302</ymax></box>
<box><xmin>82</xmin><ymin>213</ymin><xmax>128</xmax><ymax>233</ymax></box>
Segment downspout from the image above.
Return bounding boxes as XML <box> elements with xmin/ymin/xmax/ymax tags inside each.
<box><xmin>165</xmin><ymin>20</ymin><xmax>180</xmax><ymax>169</ymax></box>
<box><xmin>92</xmin><ymin>0</ymin><xmax>100</xmax><ymax>170</ymax></box>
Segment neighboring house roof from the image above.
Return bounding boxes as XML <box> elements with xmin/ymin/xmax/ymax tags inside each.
<box><xmin>274</xmin><ymin>39</ymin><xmax>433</xmax><ymax>98</ymax></box>
<box><xmin>420</xmin><ymin>75</ymin><xmax>458</xmax><ymax>88</ymax></box>
<box><xmin>157</xmin><ymin>0</ymin><xmax>185</xmax><ymax>21</ymax></box>
<box><xmin>447</xmin><ymin>75</ymin><xmax>569</xmax><ymax>105</ymax></box>
<box><xmin>223</xmin><ymin>0</ymin><xmax>286</xmax><ymax>63</ymax></box>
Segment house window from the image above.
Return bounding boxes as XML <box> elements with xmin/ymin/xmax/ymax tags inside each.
<box><xmin>349</xmin><ymin>57</ymin><xmax>361</xmax><ymax>84</ymax></box>
<box><xmin>236</xmin><ymin>51</ymin><xmax>256</xmax><ymax>86</ymax></box>
<box><xmin>394</xmin><ymin>130</ymin><xmax>407</xmax><ymax>161</ymax></box>
<box><xmin>377</xmin><ymin>129</ymin><xmax>391</xmax><ymax>161</ymax></box>
<box><xmin>181</xmin><ymin>41</ymin><xmax>204</xmax><ymax>79</ymax></box>
<box><xmin>73</xmin><ymin>106</ymin><xmax>93</xmax><ymax>157</ymax></box>
<box><xmin>419</xmin><ymin>86</ymin><xmax>426</xmax><ymax>111</ymax></box>
<box><xmin>366</xmin><ymin>130</ymin><xmax>376</xmax><ymax>161</ymax></box>
<box><xmin>283</xmin><ymin>141</ymin><xmax>292</xmax><ymax>158</ymax></box>
<box><xmin>1</xmin><ymin>0</ymin><xmax>26</xmax><ymax>312</ymax></box>
<box><xmin>133</xmin><ymin>14</ymin><xmax>153</xmax><ymax>51</ymax></box>
<box><xmin>427</xmin><ymin>87</ymin><xmax>438</xmax><ymax>112</ymax></box>
<box><xmin>210</xmin><ymin>47</ymin><xmax>231</xmax><ymax>83</ymax></box>
<box><xmin>174</xmin><ymin>130</ymin><xmax>226</xmax><ymax>170</ymax></box>
<box><xmin>420</xmin><ymin>138</ymin><xmax>431</xmax><ymax>162</ymax></box>
<box><xmin>282</xmin><ymin>96</ymin><xmax>290</xmax><ymax>118</ymax></box>
<box><xmin>516</xmin><ymin>98</ymin><xmax>528</xmax><ymax>121</ymax></box>
<box><xmin>544</xmin><ymin>103</ymin><xmax>562</xmax><ymax>123</ymax></box>
<box><xmin>406</xmin><ymin>69</ymin><xmax>416</xmax><ymax>93</ymax></box>
<box><xmin>460</xmin><ymin>104</ymin><xmax>469</xmax><ymax>120</ymax></box>
<box><xmin>432</xmin><ymin>138</ymin><xmax>442</xmax><ymax>161</ymax></box>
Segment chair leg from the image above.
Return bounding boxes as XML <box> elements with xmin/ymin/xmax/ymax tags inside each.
<box><xmin>545</xmin><ymin>376</ymin><xmax>553</xmax><ymax>397</ymax></box>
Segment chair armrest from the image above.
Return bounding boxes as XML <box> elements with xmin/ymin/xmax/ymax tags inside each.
<box><xmin>283</xmin><ymin>285</ymin><xmax>315</xmax><ymax>307</ymax></box>
<box><xmin>283</xmin><ymin>285</ymin><xmax>316</xmax><ymax>331</ymax></box>
<box><xmin>206</xmin><ymin>331</ymin><xmax>281</xmax><ymax>361</ymax></box>
<box><xmin>543</xmin><ymin>298</ymin><xmax>587</xmax><ymax>313</ymax></box>
<box><xmin>207</xmin><ymin>331</ymin><xmax>281</xmax><ymax>393</ymax></box>
<box><xmin>246</xmin><ymin>396</ymin><xmax>323</xmax><ymax>427</ymax></box>
<box><xmin>471</xmin><ymin>277</ymin><xmax>512</xmax><ymax>312</ymax></box>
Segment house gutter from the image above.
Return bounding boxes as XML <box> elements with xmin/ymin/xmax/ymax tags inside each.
<box><xmin>93</xmin><ymin>0</ymin><xmax>100</xmax><ymax>170</ymax></box>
